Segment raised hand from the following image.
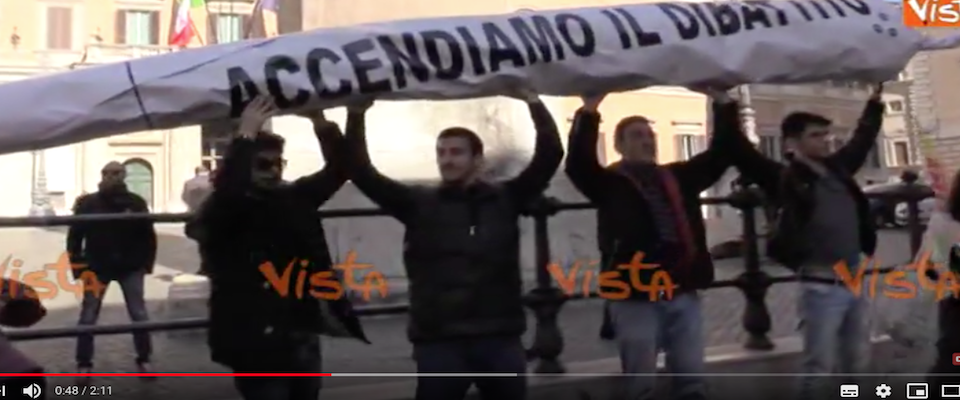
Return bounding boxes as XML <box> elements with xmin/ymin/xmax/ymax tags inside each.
<box><xmin>581</xmin><ymin>93</ymin><xmax>607</xmax><ymax>112</ymax></box>
<box><xmin>688</xmin><ymin>86</ymin><xmax>734</xmax><ymax>103</ymax></box>
<box><xmin>870</xmin><ymin>82</ymin><xmax>884</xmax><ymax>101</ymax></box>
<box><xmin>238</xmin><ymin>96</ymin><xmax>278</xmax><ymax>140</ymax></box>
<box><xmin>512</xmin><ymin>86</ymin><xmax>541</xmax><ymax>103</ymax></box>
<box><xmin>346</xmin><ymin>98</ymin><xmax>374</xmax><ymax>113</ymax></box>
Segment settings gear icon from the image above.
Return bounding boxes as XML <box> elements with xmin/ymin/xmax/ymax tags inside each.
<box><xmin>876</xmin><ymin>383</ymin><xmax>893</xmax><ymax>398</ymax></box>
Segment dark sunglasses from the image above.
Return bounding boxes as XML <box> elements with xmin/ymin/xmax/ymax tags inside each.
<box><xmin>255</xmin><ymin>158</ymin><xmax>287</xmax><ymax>171</ymax></box>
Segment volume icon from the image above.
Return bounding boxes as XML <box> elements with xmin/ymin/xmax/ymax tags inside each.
<box><xmin>21</xmin><ymin>384</ymin><xmax>40</xmax><ymax>399</ymax></box>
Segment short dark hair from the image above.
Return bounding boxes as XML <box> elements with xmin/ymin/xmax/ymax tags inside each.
<box><xmin>253</xmin><ymin>131</ymin><xmax>285</xmax><ymax>152</ymax></box>
<box><xmin>438</xmin><ymin>127</ymin><xmax>484</xmax><ymax>156</ymax></box>
<box><xmin>614</xmin><ymin>115</ymin><xmax>653</xmax><ymax>145</ymax></box>
<box><xmin>781</xmin><ymin>112</ymin><xmax>831</xmax><ymax>139</ymax></box>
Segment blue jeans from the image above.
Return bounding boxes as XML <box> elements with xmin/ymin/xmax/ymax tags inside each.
<box><xmin>608</xmin><ymin>292</ymin><xmax>706</xmax><ymax>400</ymax></box>
<box><xmin>76</xmin><ymin>271</ymin><xmax>151</xmax><ymax>368</ymax></box>
<box><xmin>413</xmin><ymin>336</ymin><xmax>527</xmax><ymax>400</ymax></box>
<box><xmin>797</xmin><ymin>282</ymin><xmax>869</xmax><ymax>399</ymax></box>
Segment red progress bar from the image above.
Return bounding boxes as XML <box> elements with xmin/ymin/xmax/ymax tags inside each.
<box><xmin>0</xmin><ymin>373</ymin><xmax>333</xmax><ymax>377</ymax></box>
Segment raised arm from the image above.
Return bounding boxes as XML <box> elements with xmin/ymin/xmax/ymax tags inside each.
<box><xmin>565</xmin><ymin>94</ymin><xmax>613</xmax><ymax>204</ymax></box>
<box><xmin>213</xmin><ymin>96</ymin><xmax>276</xmax><ymax>199</ymax></box>
<box><xmin>688</xmin><ymin>90</ymin><xmax>786</xmax><ymax>200</ymax></box>
<box><xmin>504</xmin><ymin>94</ymin><xmax>564</xmax><ymax>202</ymax></box>
<box><xmin>343</xmin><ymin>101</ymin><xmax>417</xmax><ymax>221</ymax></box>
<box><xmin>829</xmin><ymin>84</ymin><xmax>885</xmax><ymax>173</ymax></box>
<box><xmin>667</xmin><ymin>97</ymin><xmax>743</xmax><ymax>193</ymax></box>
<box><xmin>290</xmin><ymin>111</ymin><xmax>348</xmax><ymax>209</ymax></box>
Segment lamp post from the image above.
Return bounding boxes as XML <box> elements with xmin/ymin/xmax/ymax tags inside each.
<box><xmin>29</xmin><ymin>149</ymin><xmax>54</xmax><ymax>216</ymax></box>
<box><xmin>737</xmin><ymin>85</ymin><xmax>759</xmax><ymax>145</ymax></box>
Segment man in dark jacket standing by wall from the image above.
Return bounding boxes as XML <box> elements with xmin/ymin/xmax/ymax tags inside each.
<box><xmin>728</xmin><ymin>84</ymin><xmax>884</xmax><ymax>399</ymax></box>
<box><xmin>565</xmin><ymin>91</ymin><xmax>744</xmax><ymax>400</ymax></box>
<box><xmin>67</xmin><ymin>161</ymin><xmax>157</xmax><ymax>379</ymax></box>
<box><xmin>344</xmin><ymin>91</ymin><xmax>563</xmax><ymax>400</ymax></box>
<box><xmin>188</xmin><ymin>96</ymin><xmax>368</xmax><ymax>400</ymax></box>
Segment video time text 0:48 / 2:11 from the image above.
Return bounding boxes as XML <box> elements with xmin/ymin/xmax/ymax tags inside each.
<box><xmin>54</xmin><ymin>385</ymin><xmax>113</xmax><ymax>396</ymax></box>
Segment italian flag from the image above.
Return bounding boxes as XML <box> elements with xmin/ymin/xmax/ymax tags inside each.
<box><xmin>169</xmin><ymin>0</ymin><xmax>204</xmax><ymax>47</ymax></box>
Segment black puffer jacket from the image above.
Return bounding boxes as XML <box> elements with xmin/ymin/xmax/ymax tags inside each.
<box><xmin>344</xmin><ymin>101</ymin><xmax>563</xmax><ymax>343</ymax></box>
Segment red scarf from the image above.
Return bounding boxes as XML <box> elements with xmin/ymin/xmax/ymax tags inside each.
<box><xmin>609</xmin><ymin>162</ymin><xmax>697</xmax><ymax>279</ymax></box>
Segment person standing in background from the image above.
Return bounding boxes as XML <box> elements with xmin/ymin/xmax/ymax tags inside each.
<box><xmin>67</xmin><ymin>161</ymin><xmax>158</xmax><ymax>381</ymax></box>
<box><xmin>183</xmin><ymin>166</ymin><xmax>213</xmax><ymax>212</ymax></box>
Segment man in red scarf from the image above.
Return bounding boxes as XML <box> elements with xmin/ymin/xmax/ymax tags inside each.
<box><xmin>565</xmin><ymin>90</ymin><xmax>744</xmax><ymax>400</ymax></box>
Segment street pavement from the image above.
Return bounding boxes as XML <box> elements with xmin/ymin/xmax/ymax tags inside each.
<box><xmin>3</xmin><ymin>219</ymin><xmax>916</xmax><ymax>400</ymax></box>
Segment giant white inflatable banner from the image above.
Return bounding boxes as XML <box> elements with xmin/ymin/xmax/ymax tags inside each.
<box><xmin>0</xmin><ymin>0</ymin><xmax>956</xmax><ymax>154</ymax></box>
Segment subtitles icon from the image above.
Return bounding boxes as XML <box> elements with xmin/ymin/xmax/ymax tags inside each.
<box><xmin>943</xmin><ymin>384</ymin><xmax>960</xmax><ymax>398</ymax></box>
<box><xmin>840</xmin><ymin>384</ymin><xmax>859</xmax><ymax>397</ymax></box>
<box><xmin>907</xmin><ymin>383</ymin><xmax>929</xmax><ymax>399</ymax></box>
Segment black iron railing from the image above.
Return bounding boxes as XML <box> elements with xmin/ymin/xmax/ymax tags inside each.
<box><xmin>4</xmin><ymin>172</ymin><xmax>934</xmax><ymax>375</ymax></box>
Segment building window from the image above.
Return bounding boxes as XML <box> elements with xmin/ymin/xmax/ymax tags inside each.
<box><xmin>759</xmin><ymin>135</ymin><xmax>782</xmax><ymax>161</ymax></box>
<box><xmin>201</xmin><ymin>120</ymin><xmax>237</xmax><ymax>170</ymax></box>
<box><xmin>115</xmin><ymin>10</ymin><xmax>160</xmax><ymax>45</ymax></box>
<box><xmin>213</xmin><ymin>13</ymin><xmax>247</xmax><ymax>43</ymax></box>
<box><xmin>888</xmin><ymin>100</ymin><xmax>905</xmax><ymax>113</ymax></box>
<box><xmin>893</xmin><ymin>141</ymin><xmax>911</xmax><ymax>166</ymax></box>
<box><xmin>45</xmin><ymin>6</ymin><xmax>74</xmax><ymax>50</ymax></box>
<box><xmin>675</xmin><ymin>134</ymin><xmax>706</xmax><ymax>161</ymax></box>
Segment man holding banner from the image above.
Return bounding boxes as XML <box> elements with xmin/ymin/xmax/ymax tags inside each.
<box><xmin>343</xmin><ymin>91</ymin><xmax>563</xmax><ymax>400</ymax></box>
<box><xmin>564</xmin><ymin>90</ymin><xmax>744</xmax><ymax>400</ymax></box>
<box><xmin>190</xmin><ymin>96</ymin><xmax>368</xmax><ymax>400</ymax></box>
<box><xmin>727</xmin><ymin>84</ymin><xmax>884</xmax><ymax>399</ymax></box>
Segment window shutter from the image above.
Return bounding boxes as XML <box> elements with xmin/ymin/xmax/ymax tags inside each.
<box><xmin>205</xmin><ymin>13</ymin><xmax>219</xmax><ymax>45</ymax></box>
<box><xmin>149</xmin><ymin>11</ymin><xmax>160</xmax><ymax>44</ymax></box>
<box><xmin>115</xmin><ymin>11</ymin><xmax>126</xmax><ymax>44</ymax></box>
<box><xmin>674</xmin><ymin>135</ymin><xmax>684</xmax><ymax>161</ymax></box>
<box><xmin>242</xmin><ymin>14</ymin><xmax>254</xmax><ymax>39</ymax></box>
<box><xmin>61</xmin><ymin>8</ymin><xmax>74</xmax><ymax>49</ymax></box>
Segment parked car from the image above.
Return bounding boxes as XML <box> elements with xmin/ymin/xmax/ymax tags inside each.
<box><xmin>864</xmin><ymin>181</ymin><xmax>934</xmax><ymax>227</ymax></box>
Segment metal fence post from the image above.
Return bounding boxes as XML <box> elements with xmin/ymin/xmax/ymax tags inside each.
<box><xmin>730</xmin><ymin>183</ymin><xmax>774</xmax><ymax>350</ymax></box>
<box><xmin>523</xmin><ymin>196</ymin><xmax>567</xmax><ymax>373</ymax></box>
